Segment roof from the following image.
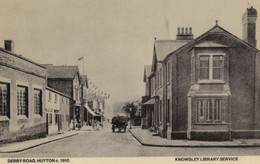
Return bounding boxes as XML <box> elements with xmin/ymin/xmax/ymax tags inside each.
<box><xmin>194</xmin><ymin>41</ymin><xmax>228</xmax><ymax>48</ymax></box>
<box><xmin>80</xmin><ymin>75</ymin><xmax>88</xmax><ymax>88</ymax></box>
<box><xmin>143</xmin><ymin>65</ymin><xmax>152</xmax><ymax>82</ymax></box>
<box><xmin>0</xmin><ymin>47</ymin><xmax>46</xmax><ymax>69</ymax></box>
<box><xmin>44</xmin><ymin>65</ymin><xmax>79</xmax><ymax>79</ymax></box>
<box><xmin>154</xmin><ymin>40</ymin><xmax>189</xmax><ymax>61</ymax></box>
<box><xmin>143</xmin><ymin>98</ymin><xmax>155</xmax><ymax>106</ymax></box>
<box><xmin>163</xmin><ymin>25</ymin><xmax>260</xmax><ymax>62</ymax></box>
<box><xmin>46</xmin><ymin>86</ymin><xmax>70</xmax><ymax>98</ymax></box>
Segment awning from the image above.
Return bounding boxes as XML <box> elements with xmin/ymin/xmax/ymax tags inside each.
<box><xmin>84</xmin><ymin>103</ymin><xmax>97</xmax><ymax>116</ymax></box>
<box><xmin>143</xmin><ymin>98</ymin><xmax>155</xmax><ymax>106</ymax></box>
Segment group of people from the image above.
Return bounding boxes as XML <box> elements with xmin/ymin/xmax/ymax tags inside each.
<box><xmin>89</xmin><ymin>119</ymin><xmax>103</xmax><ymax>131</ymax></box>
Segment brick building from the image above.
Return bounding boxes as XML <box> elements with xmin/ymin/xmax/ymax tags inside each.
<box><xmin>45</xmin><ymin>87</ymin><xmax>70</xmax><ymax>135</ymax></box>
<box><xmin>44</xmin><ymin>65</ymin><xmax>81</xmax><ymax>130</ymax></box>
<box><xmin>142</xmin><ymin>7</ymin><xmax>260</xmax><ymax>140</ymax></box>
<box><xmin>0</xmin><ymin>40</ymin><xmax>47</xmax><ymax>143</ymax></box>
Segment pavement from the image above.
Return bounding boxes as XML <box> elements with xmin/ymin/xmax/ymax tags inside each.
<box><xmin>128</xmin><ymin>127</ymin><xmax>260</xmax><ymax>147</ymax></box>
<box><xmin>0</xmin><ymin>126</ymin><xmax>93</xmax><ymax>153</ymax></box>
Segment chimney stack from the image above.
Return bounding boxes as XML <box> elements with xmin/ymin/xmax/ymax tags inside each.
<box><xmin>242</xmin><ymin>6</ymin><xmax>257</xmax><ymax>48</ymax></box>
<box><xmin>4</xmin><ymin>40</ymin><xmax>14</xmax><ymax>52</ymax></box>
<box><xmin>176</xmin><ymin>27</ymin><xmax>194</xmax><ymax>40</ymax></box>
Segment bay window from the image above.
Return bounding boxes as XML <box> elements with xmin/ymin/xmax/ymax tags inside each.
<box><xmin>197</xmin><ymin>98</ymin><xmax>226</xmax><ymax>123</ymax></box>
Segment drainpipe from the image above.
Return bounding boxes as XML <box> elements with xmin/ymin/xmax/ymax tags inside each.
<box><xmin>228</xmin><ymin>95</ymin><xmax>232</xmax><ymax>140</ymax></box>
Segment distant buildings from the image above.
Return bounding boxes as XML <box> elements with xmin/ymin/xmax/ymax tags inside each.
<box><xmin>0</xmin><ymin>44</ymin><xmax>109</xmax><ymax>143</ymax></box>
<box><xmin>142</xmin><ymin>6</ymin><xmax>260</xmax><ymax>140</ymax></box>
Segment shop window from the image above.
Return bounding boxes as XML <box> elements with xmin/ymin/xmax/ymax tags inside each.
<box><xmin>0</xmin><ymin>83</ymin><xmax>9</xmax><ymax>117</ymax></box>
<box><xmin>17</xmin><ymin>86</ymin><xmax>28</xmax><ymax>116</ymax></box>
<box><xmin>197</xmin><ymin>98</ymin><xmax>226</xmax><ymax>123</ymax></box>
<box><xmin>34</xmin><ymin>89</ymin><xmax>42</xmax><ymax>115</ymax></box>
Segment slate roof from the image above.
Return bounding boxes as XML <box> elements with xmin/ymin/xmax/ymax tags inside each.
<box><xmin>155</xmin><ymin>40</ymin><xmax>189</xmax><ymax>61</ymax></box>
<box><xmin>162</xmin><ymin>25</ymin><xmax>260</xmax><ymax>62</ymax></box>
<box><xmin>43</xmin><ymin>64</ymin><xmax>79</xmax><ymax>79</ymax></box>
<box><xmin>143</xmin><ymin>65</ymin><xmax>152</xmax><ymax>82</ymax></box>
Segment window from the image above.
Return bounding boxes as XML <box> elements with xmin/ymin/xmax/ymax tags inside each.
<box><xmin>197</xmin><ymin>98</ymin><xmax>226</xmax><ymax>123</ymax></box>
<box><xmin>48</xmin><ymin>92</ymin><xmax>52</xmax><ymax>102</ymax></box>
<box><xmin>54</xmin><ymin>94</ymin><xmax>58</xmax><ymax>103</ymax></box>
<box><xmin>55</xmin><ymin>114</ymin><xmax>59</xmax><ymax>125</ymax></box>
<box><xmin>62</xmin><ymin>97</ymin><xmax>64</xmax><ymax>103</ymax></box>
<box><xmin>199</xmin><ymin>54</ymin><xmax>224</xmax><ymax>81</ymax></box>
<box><xmin>167</xmin><ymin>62</ymin><xmax>170</xmax><ymax>84</ymax></box>
<box><xmin>17</xmin><ymin>86</ymin><xmax>28</xmax><ymax>116</ymax></box>
<box><xmin>0</xmin><ymin>83</ymin><xmax>9</xmax><ymax>117</ymax></box>
<box><xmin>34</xmin><ymin>89</ymin><xmax>42</xmax><ymax>115</ymax></box>
<box><xmin>48</xmin><ymin>113</ymin><xmax>52</xmax><ymax>125</ymax></box>
<box><xmin>66</xmin><ymin>99</ymin><xmax>68</xmax><ymax>105</ymax></box>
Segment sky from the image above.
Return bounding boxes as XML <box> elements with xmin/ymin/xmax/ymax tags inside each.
<box><xmin>0</xmin><ymin>0</ymin><xmax>259</xmax><ymax>103</ymax></box>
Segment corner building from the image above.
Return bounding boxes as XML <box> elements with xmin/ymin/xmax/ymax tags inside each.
<box><xmin>143</xmin><ymin>7</ymin><xmax>260</xmax><ymax>140</ymax></box>
<box><xmin>0</xmin><ymin>41</ymin><xmax>46</xmax><ymax>143</ymax></box>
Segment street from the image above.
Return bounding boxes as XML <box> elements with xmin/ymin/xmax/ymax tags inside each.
<box><xmin>1</xmin><ymin>123</ymin><xmax>260</xmax><ymax>157</ymax></box>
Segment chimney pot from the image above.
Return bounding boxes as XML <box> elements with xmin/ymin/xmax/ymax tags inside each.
<box><xmin>177</xmin><ymin>27</ymin><xmax>180</xmax><ymax>35</ymax></box>
<box><xmin>181</xmin><ymin>28</ymin><xmax>184</xmax><ymax>34</ymax></box>
<box><xmin>189</xmin><ymin>27</ymin><xmax>192</xmax><ymax>34</ymax></box>
<box><xmin>185</xmin><ymin>28</ymin><xmax>188</xmax><ymax>34</ymax></box>
<box><xmin>4</xmin><ymin>40</ymin><xmax>14</xmax><ymax>52</ymax></box>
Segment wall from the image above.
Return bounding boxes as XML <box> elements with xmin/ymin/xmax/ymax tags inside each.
<box><xmin>0</xmin><ymin>50</ymin><xmax>46</xmax><ymax>143</ymax></box>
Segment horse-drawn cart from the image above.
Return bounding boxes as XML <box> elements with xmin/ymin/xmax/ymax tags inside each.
<box><xmin>111</xmin><ymin>116</ymin><xmax>128</xmax><ymax>132</ymax></box>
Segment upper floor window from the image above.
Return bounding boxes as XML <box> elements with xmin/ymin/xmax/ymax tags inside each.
<box><xmin>166</xmin><ymin>61</ymin><xmax>170</xmax><ymax>84</ymax></box>
<box><xmin>17</xmin><ymin>86</ymin><xmax>28</xmax><ymax>116</ymax></box>
<box><xmin>0</xmin><ymin>83</ymin><xmax>9</xmax><ymax>117</ymax></box>
<box><xmin>34</xmin><ymin>89</ymin><xmax>42</xmax><ymax>115</ymax></box>
<box><xmin>55</xmin><ymin>94</ymin><xmax>58</xmax><ymax>103</ymax></box>
<box><xmin>199</xmin><ymin>54</ymin><xmax>224</xmax><ymax>81</ymax></box>
<box><xmin>48</xmin><ymin>92</ymin><xmax>52</xmax><ymax>102</ymax></box>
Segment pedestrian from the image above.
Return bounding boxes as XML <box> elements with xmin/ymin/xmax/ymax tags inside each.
<box><xmin>69</xmin><ymin>120</ymin><xmax>73</xmax><ymax>131</ymax></box>
<box><xmin>77</xmin><ymin>121</ymin><xmax>81</xmax><ymax>131</ymax></box>
<box><xmin>92</xmin><ymin>120</ymin><xmax>95</xmax><ymax>130</ymax></box>
<box><xmin>100</xmin><ymin>122</ymin><xmax>103</xmax><ymax>130</ymax></box>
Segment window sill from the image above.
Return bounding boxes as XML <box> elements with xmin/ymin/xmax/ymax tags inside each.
<box><xmin>17</xmin><ymin>115</ymin><xmax>28</xmax><ymax>119</ymax></box>
<box><xmin>34</xmin><ymin>114</ymin><xmax>42</xmax><ymax>118</ymax></box>
<box><xmin>0</xmin><ymin>116</ymin><xmax>10</xmax><ymax>121</ymax></box>
<box><xmin>198</xmin><ymin>80</ymin><xmax>225</xmax><ymax>84</ymax></box>
<box><xmin>195</xmin><ymin>122</ymin><xmax>227</xmax><ymax>125</ymax></box>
